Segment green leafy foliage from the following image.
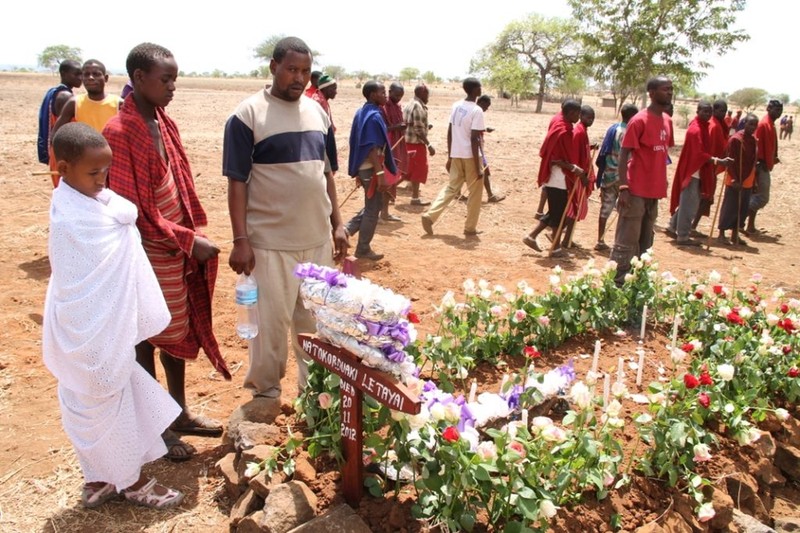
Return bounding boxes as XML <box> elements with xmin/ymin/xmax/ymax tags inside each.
<box><xmin>38</xmin><ymin>45</ymin><xmax>82</xmax><ymax>72</ymax></box>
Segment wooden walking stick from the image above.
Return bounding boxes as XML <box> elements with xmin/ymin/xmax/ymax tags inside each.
<box><xmin>705</xmin><ymin>176</ymin><xmax>727</xmax><ymax>250</ymax></box>
<box><xmin>338</xmin><ymin>182</ymin><xmax>360</xmax><ymax>209</ymax></box>
<box><xmin>548</xmin><ymin>178</ymin><xmax>580</xmax><ymax>257</ymax></box>
<box><xmin>564</xmin><ymin>148</ymin><xmax>596</xmax><ymax>249</ymax></box>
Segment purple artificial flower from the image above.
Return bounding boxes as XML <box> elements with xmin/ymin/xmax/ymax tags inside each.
<box><xmin>556</xmin><ymin>358</ymin><xmax>576</xmax><ymax>384</ymax></box>
<box><xmin>382</xmin><ymin>345</ymin><xmax>407</xmax><ymax>363</ymax></box>
<box><xmin>504</xmin><ymin>384</ymin><xmax>523</xmax><ymax>410</ymax></box>
<box><xmin>458</xmin><ymin>402</ymin><xmax>476</xmax><ymax>432</ymax></box>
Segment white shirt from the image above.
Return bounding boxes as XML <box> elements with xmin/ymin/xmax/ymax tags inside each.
<box><xmin>449</xmin><ymin>100</ymin><xmax>485</xmax><ymax>159</ymax></box>
<box><xmin>548</xmin><ymin>165</ymin><xmax>567</xmax><ymax>190</ymax></box>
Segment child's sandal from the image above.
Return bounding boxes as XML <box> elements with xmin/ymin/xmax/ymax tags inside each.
<box><xmin>124</xmin><ymin>478</ymin><xmax>184</xmax><ymax>510</ymax></box>
<box><xmin>81</xmin><ymin>482</ymin><xmax>119</xmax><ymax>508</ymax></box>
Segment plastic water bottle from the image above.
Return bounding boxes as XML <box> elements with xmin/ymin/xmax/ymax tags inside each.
<box><xmin>235</xmin><ymin>274</ymin><xmax>259</xmax><ymax>339</ymax></box>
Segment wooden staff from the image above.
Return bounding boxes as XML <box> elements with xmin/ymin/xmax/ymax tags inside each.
<box><xmin>705</xmin><ymin>176</ymin><xmax>727</xmax><ymax>250</ymax></box>
<box><xmin>30</xmin><ymin>170</ymin><xmax>59</xmax><ymax>176</ymax></box>
<box><xmin>429</xmin><ymin>169</ymin><xmax>485</xmax><ymax>230</ymax></box>
<box><xmin>599</xmin><ymin>210</ymin><xmax>619</xmax><ymax>243</ymax></box>
<box><xmin>338</xmin><ymin>182</ymin><xmax>360</xmax><ymax>209</ymax></box>
<box><xmin>548</xmin><ymin>177</ymin><xmax>580</xmax><ymax>257</ymax></box>
<box><xmin>565</xmin><ymin>183</ymin><xmax>587</xmax><ymax>249</ymax></box>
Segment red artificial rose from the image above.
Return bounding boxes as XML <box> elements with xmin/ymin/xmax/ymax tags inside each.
<box><xmin>781</xmin><ymin>303</ymin><xmax>790</xmax><ymax>314</ymax></box>
<box><xmin>778</xmin><ymin>318</ymin><xmax>796</xmax><ymax>334</ymax></box>
<box><xmin>788</xmin><ymin>368</ymin><xmax>800</xmax><ymax>378</ymax></box>
<box><xmin>713</xmin><ymin>285</ymin><xmax>724</xmax><ymax>295</ymax></box>
<box><xmin>407</xmin><ymin>311</ymin><xmax>420</xmax><ymax>324</ymax></box>
<box><xmin>698</xmin><ymin>392</ymin><xmax>711</xmax><ymax>408</ymax></box>
<box><xmin>699</xmin><ymin>372</ymin><xmax>714</xmax><ymax>386</ymax></box>
<box><xmin>694</xmin><ymin>290</ymin><xmax>705</xmax><ymax>299</ymax></box>
<box><xmin>682</xmin><ymin>342</ymin><xmax>696</xmax><ymax>353</ymax></box>
<box><xmin>783</xmin><ymin>346</ymin><xmax>793</xmax><ymax>355</ymax></box>
<box><xmin>442</xmin><ymin>426</ymin><xmax>460</xmax><ymax>443</ymax></box>
<box><xmin>684</xmin><ymin>373</ymin><xmax>700</xmax><ymax>389</ymax></box>
<box><xmin>523</xmin><ymin>345</ymin><xmax>541</xmax><ymax>358</ymax></box>
<box><xmin>726</xmin><ymin>311</ymin><xmax>744</xmax><ymax>325</ymax></box>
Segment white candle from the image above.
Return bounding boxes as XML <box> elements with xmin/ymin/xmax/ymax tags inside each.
<box><xmin>636</xmin><ymin>349</ymin><xmax>645</xmax><ymax>386</ymax></box>
<box><xmin>521</xmin><ymin>408</ymin><xmax>529</xmax><ymax>428</ymax></box>
<box><xmin>671</xmin><ymin>315</ymin><xmax>680</xmax><ymax>349</ymax></box>
<box><xmin>617</xmin><ymin>357</ymin><xmax>624</xmax><ymax>383</ymax></box>
<box><xmin>603</xmin><ymin>373</ymin><xmax>611</xmax><ymax>405</ymax></box>
<box><xmin>591</xmin><ymin>340</ymin><xmax>601</xmax><ymax>373</ymax></box>
<box><xmin>469</xmin><ymin>379</ymin><xmax>477</xmax><ymax>403</ymax></box>
<box><xmin>640</xmin><ymin>304</ymin><xmax>648</xmax><ymax>340</ymax></box>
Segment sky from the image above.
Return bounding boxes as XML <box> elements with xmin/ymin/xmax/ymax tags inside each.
<box><xmin>2</xmin><ymin>0</ymin><xmax>797</xmax><ymax>98</ymax></box>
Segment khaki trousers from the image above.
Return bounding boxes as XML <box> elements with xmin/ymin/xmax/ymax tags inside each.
<box><xmin>244</xmin><ymin>242</ymin><xmax>332</xmax><ymax>397</ymax></box>
<box><xmin>425</xmin><ymin>158</ymin><xmax>483</xmax><ymax>233</ymax></box>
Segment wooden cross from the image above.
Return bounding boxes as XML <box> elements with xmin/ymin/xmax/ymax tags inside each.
<box><xmin>298</xmin><ymin>334</ymin><xmax>421</xmax><ymax>507</ymax></box>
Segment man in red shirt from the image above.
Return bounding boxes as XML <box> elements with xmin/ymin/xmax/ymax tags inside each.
<box><xmin>610</xmin><ymin>77</ymin><xmax>674</xmax><ymax>284</ymax></box>
<box><xmin>380</xmin><ymin>82</ymin><xmax>407</xmax><ymax>222</ymax></box>
<box><xmin>745</xmin><ymin>100</ymin><xmax>782</xmax><ymax>235</ymax></box>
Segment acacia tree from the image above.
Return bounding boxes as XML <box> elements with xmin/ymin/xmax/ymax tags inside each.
<box><xmin>253</xmin><ymin>34</ymin><xmax>320</xmax><ymax>65</ymax></box>
<box><xmin>399</xmin><ymin>67</ymin><xmax>420</xmax><ymax>82</ymax></box>
<box><xmin>473</xmin><ymin>14</ymin><xmax>581</xmax><ymax>112</ymax></box>
<box><xmin>324</xmin><ymin>65</ymin><xmax>347</xmax><ymax>80</ymax></box>
<box><xmin>568</xmin><ymin>0</ymin><xmax>749</xmax><ymax>111</ymax></box>
<box><xmin>38</xmin><ymin>45</ymin><xmax>82</xmax><ymax>73</ymax></box>
<box><xmin>470</xmin><ymin>48</ymin><xmax>537</xmax><ymax>107</ymax></box>
<box><xmin>729</xmin><ymin>88</ymin><xmax>768</xmax><ymax>111</ymax></box>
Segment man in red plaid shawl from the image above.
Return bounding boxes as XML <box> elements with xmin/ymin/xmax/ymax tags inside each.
<box><xmin>104</xmin><ymin>43</ymin><xmax>230</xmax><ymax>461</ymax></box>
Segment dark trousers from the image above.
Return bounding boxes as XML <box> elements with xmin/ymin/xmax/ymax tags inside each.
<box><xmin>345</xmin><ymin>169</ymin><xmax>383</xmax><ymax>255</ymax></box>
<box><xmin>610</xmin><ymin>195</ymin><xmax>658</xmax><ymax>285</ymax></box>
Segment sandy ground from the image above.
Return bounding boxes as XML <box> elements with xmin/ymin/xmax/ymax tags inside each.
<box><xmin>0</xmin><ymin>72</ymin><xmax>797</xmax><ymax>532</ymax></box>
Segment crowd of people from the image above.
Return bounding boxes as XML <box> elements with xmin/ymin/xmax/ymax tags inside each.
<box><xmin>37</xmin><ymin>35</ymin><xmax>786</xmax><ymax>512</ymax></box>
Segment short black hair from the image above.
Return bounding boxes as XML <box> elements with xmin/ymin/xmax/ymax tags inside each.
<box><xmin>713</xmin><ymin>99</ymin><xmax>727</xmax><ymax>113</ymax></box>
<box><xmin>562</xmin><ymin>99</ymin><xmax>581</xmax><ymax>113</ymax></box>
<box><xmin>621</xmin><ymin>103</ymin><xmax>638</xmax><ymax>122</ymax></box>
<box><xmin>310</xmin><ymin>70</ymin><xmax>322</xmax><ymax>80</ymax></box>
<box><xmin>362</xmin><ymin>80</ymin><xmax>380</xmax><ymax>100</ymax></box>
<box><xmin>52</xmin><ymin>122</ymin><xmax>109</xmax><ymax>163</ymax></box>
<box><xmin>646</xmin><ymin>76</ymin><xmax>671</xmax><ymax>92</ymax></box>
<box><xmin>390</xmin><ymin>82</ymin><xmax>404</xmax><ymax>92</ymax></box>
<box><xmin>477</xmin><ymin>94</ymin><xmax>491</xmax><ymax>104</ymax></box>
<box><xmin>414</xmin><ymin>84</ymin><xmax>428</xmax><ymax>98</ymax></box>
<box><xmin>744</xmin><ymin>113</ymin><xmax>759</xmax><ymax>124</ymax></box>
<box><xmin>767</xmin><ymin>99</ymin><xmax>783</xmax><ymax>110</ymax></box>
<box><xmin>273</xmin><ymin>36</ymin><xmax>311</xmax><ymax>63</ymax></box>
<box><xmin>82</xmin><ymin>59</ymin><xmax>107</xmax><ymax>74</ymax></box>
<box><xmin>580</xmin><ymin>104</ymin><xmax>595</xmax><ymax>116</ymax></box>
<box><xmin>462</xmin><ymin>77</ymin><xmax>481</xmax><ymax>94</ymax></box>
<box><xmin>59</xmin><ymin>60</ymin><xmax>80</xmax><ymax>75</ymax></box>
<box><xmin>126</xmin><ymin>42</ymin><xmax>173</xmax><ymax>79</ymax></box>
<box><xmin>697</xmin><ymin>100</ymin><xmax>712</xmax><ymax>113</ymax></box>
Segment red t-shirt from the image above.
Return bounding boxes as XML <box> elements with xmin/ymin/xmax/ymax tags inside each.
<box><xmin>622</xmin><ymin>109</ymin><xmax>674</xmax><ymax>199</ymax></box>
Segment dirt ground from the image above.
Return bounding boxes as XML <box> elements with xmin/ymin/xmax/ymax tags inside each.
<box><xmin>0</xmin><ymin>72</ymin><xmax>797</xmax><ymax>532</ymax></box>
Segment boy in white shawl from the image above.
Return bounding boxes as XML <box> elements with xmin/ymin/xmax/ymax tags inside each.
<box><xmin>43</xmin><ymin>123</ymin><xmax>184</xmax><ymax>509</ymax></box>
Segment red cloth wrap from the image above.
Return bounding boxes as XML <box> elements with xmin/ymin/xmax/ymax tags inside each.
<box><xmin>103</xmin><ymin>95</ymin><xmax>230</xmax><ymax>379</ymax></box>
<box><xmin>537</xmin><ymin>114</ymin><xmax>576</xmax><ymax>187</ymax></box>
<box><xmin>669</xmin><ymin>117</ymin><xmax>712</xmax><ymax>215</ymax></box>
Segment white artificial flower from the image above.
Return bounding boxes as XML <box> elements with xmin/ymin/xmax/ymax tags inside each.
<box><xmin>585</xmin><ymin>370</ymin><xmax>599</xmax><ymax>386</ymax></box>
<box><xmin>648</xmin><ymin>393</ymin><xmax>666</xmax><ymax>406</ymax></box>
<box><xmin>541</xmin><ymin>425</ymin><xmax>568</xmax><ymax>443</ymax></box>
<box><xmin>724</xmin><ymin>403</ymin><xmax>735</xmax><ymax>414</ymax></box>
<box><xmin>603</xmin><ymin>259</ymin><xmax>618</xmax><ymax>273</ymax></box>
<box><xmin>630</xmin><ymin>256</ymin><xmax>642</xmax><ymax>269</ymax></box>
<box><xmin>603</xmin><ymin>471</ymin><xmax>616</xmax><ymax>487</ymax></box>
<box><xmin>611</xmin><ymin>381</ymin><xmax>628</xmax><ymax>399</ymax></box>
<box><xmin>624</xmin><ymin>273</ymin><xmax>635</xmax><ymax>283</ymax></box>
<box><xmin>775</xmin><ymin>408</ymin><xmax>790</xmax><ymax>421</ymax></box>
<box><xmin>640</xmin><ymin>252</ymin><xmax>652</xmax><ymax>264</ymax></box>
<box><xmin>553</xmin><ymin>265</ymin><xmax>563</xmax><ymax>275</ymax></box>
<box><xmin>790</xmin><ymin>299</ymin><xmax>800</xmax><ymax>310</ymax></box>
<box><xmin>539</xmin><ymin>500</ymin><xmax>558</xmax><ymax>519</ymax></box>
<box><xmin>549</xmin><ymin>274</ymin><xmax>561</xmax><ymax>286</ymax></box>
<box><xmin>739</xmin><ymin>307</ymin><xmax>753</xmax><ymax>319</ymax></box>
<box><xmin>751</xmin><ymin>272</ymin><xmax>763</xmax><ymax>283</ymax></box>
<box><xmin>441</xmin><ymin>291</ymin><xmax>456</xmax><ymax>309</ymax></box>
<box><xmin>773</xmin><ymin>288</ymin><xmax>786</xmax><ymax>300</ymax></box>
<box><xmin>689</xmin><ymin>340</ymin><xmax>703</xmax><ymax>351</ymax></box>
<box><xmin>670</xmin><ymin>347</ymin><xmax>687</xmax><ymax>364</ymax></box>
<box><xmin>517</xmin><ymin>280</ymin><xmax>529</xmax><ymax>291</ymax></box>
<box><xmin>408</xmin><ymin>407</ymin><xmax>431</xmax><ymax>430</ymax></box>
<box><xmin>504</xmin><ymin>292</ymin><xmax>516</xmax><ymax>303</ymax></box>
<box><xmin>531</xmin><ymin>416</ymin><xmax>554</xmax><ymax>433</ymax></box>
<box><xmin>605</xmin><ymin>399</ymin><xmax>623</xmax><ymax>418</ymax></box>
<box><xmin>445</xmin><ymin>402</ymin><xmax>462</xmax><ymax>424</ymax></box>
<box><xmin>490</xmin><ymin>305</ymin><xmax>504</xmax><ymax>318</ymax></box>
<box><xmin>494</xmin><ymin>284</ymin><xmax>506</xmax><ymax>294</ymax></box>
<box><xmin>463</xmin><ymin>279</ymin><xmax>476</xmax><ymax>294</ymax></box>
<box><xmin>244</xmin><ymin>462</ymin><xmax>261</xmax><ymax>479</ymax></box>
<box><xmin>693</xmin><ymin>443</ymin><xmax>712</xmax><ymax>462</ymax></box>
<box><xmin>635</xmin><ymin>413</ymin><xmax>653</xmax><ymax>425</ymax></box>
<box><xmin>708</xmin><ymin>270</ymin><xmax>722</xmax><ymax>283</ymax></box>
<box><xmin>697</xmin><ymin>502</ymin><xmax>715</xmax><ymax>522</ymax></box>
<box><xmin>480</xmin><ymin>289</ymin><xmax>492</xmax><ymax>300</ymax></box>
<box><xmin>478</xmin><ymin>279</ymin><xmax>490</xmax><ymax>290</ymax></box>
<box><xmin>476</xmin><ymin>441</ymin><xmax>498</xmax><ymax>461</ymax></box>
<box><xmin>569</xmin><ymin>382</ymin><xmax>593</xmax><ymax>411</ymax></box>
<box><xmin>767</xmin><ymin>314</ymin><xmax>780</xmax><ymax>326</ymax></box>
<box><xmin>524</xmin><ymin>287</ymin><xmax>535</xmax><ymax>297</ymax></box>
<box><xmin>717</xmin><ymin>364</ymin><xmax>735</xmax><ymax>381</ymax></box>
<box><xmin>430</xmin><ymin>403</ymin><xmax>446</xmax><ymax>422</ymax></box>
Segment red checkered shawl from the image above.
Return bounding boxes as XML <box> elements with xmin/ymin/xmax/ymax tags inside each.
<box><xmin>103</xmin><ymin>95</ymin><xmax>230</xmax><ymax>379</ymax></box>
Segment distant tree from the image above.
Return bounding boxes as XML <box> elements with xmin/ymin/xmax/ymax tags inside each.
<box><xmin>38</xmin><ymin>45</ymin><xmax>82</xmax><ymax>72</ymax></box>
<box><xmin>729</xmin><ymin>87</ymin><xmax>768</xmax><ymax>110</ymax></box>
<box><xmin>421</xmin><ymin>71</ymin><xmax>438</xmax><ymax>84</ymax></box>
<box><xmin>399</xmin><ymin>67</ymin><xmax>420</xmax><ymax>82</ymax></box>
<box><xmin>676</xmin><ymin>104</ymin><xmax>692</xmax><ymax>128</ymax></box>
<box><xmin>211</xmin><ymin>69</ymin><xmax>226</xmax><ymax>78</ymax></box>
<box><xmin>771</xmin><ymin>93</ymin><xmax>790</xmax><ymax>105</ymax></box>
<box><xmin>569</xmin><ymin>0</ymin><xmax>749</xmax><ymax>111</ymax></box>
<box><xmin>324</xmin><ymin>65</ymin><xmax>347</xmax><ymax>80</ymax></box>
<box><xmin>554</xmin><ymin>63</ymin><xmax>589</xmax><ymax>99</ymax></box>
<box><xmin>352</xmin><ymin>70</ymin><xmax>371</xmax><ymax>82</ymax></box>
<box><xmin>471</xmin><ymin>48</ymin><xmax>536</xmax><ymax>107</ymax></box>
<box><xmin>253</xmin><ymin>34</ymin><xmax>320</xmax><ymax>64</ymax></box>
<box><xmin>474</xmin><ymin>14</ymin><xmax>582</xmax><ymax>112</ymax></box>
